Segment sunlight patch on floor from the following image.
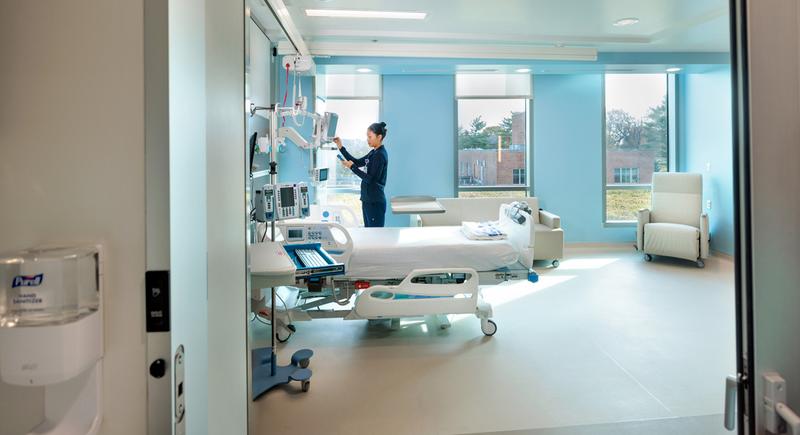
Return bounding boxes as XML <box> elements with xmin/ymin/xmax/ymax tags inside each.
<box><xmin>556</xmin><ymin>257</ymin><xmax>620</xmax><ymax>270</ymax></box>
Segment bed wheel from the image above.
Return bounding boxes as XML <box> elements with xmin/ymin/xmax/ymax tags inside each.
<box><xmin>301</xmin><ymin>380</ymin><xmax>310</xmax><ymax>392</ymax></box>
<box><xmin>644</xmin><ymin>254</ymin><xmax>653</xmax><ymax>262</ymax></box>
<box><xmin>481</xmin><ymin>319</ymin><xmax>497</xmax><ymax>336</ymax></box>
<box><xmin>551</xmin><ymin>260</ymin><xmax>560</xmax><ymax>268</ymax></box>
<box><xmin>696</xmin><ymin>259</ymin><xmax>705</xmax><ymax>268</ymax></box>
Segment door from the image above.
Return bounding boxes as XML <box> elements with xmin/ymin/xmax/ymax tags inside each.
<box><xmin>731</xmin><ymin>0</ymin><xmax>800</xmax><ymax>433</ymax></box>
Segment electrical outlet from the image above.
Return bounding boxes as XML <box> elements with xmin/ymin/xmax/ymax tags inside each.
<box><xmin>706</xmin><ymin>162</ymin><xmax>712</xmax><ymax>172</ymax></box>
<box><xmin>707</xmin><ymin>200</ymin><xmax>712</xmax><ymax>210</ymax></box>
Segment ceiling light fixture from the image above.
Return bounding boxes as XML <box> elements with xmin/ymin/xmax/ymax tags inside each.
<box><xmin>666</xmin><ymin>67</ymin><xmax>682</xmax><ymax>73</ymax></box>
<box><xmin>515</xmin><ymin>68</ymin><xmax>531</xmax><ymax>73</ymax></box>
<box><xmin>613</xmin><ymin>17</ymin><xmax>640</xmax><ymax>27</ymax></box>
<box><xmin>305</xmin><ymin>9</ymin><xmax>427</xmax><ymax>20</ymax></box>
<box><xmin>356</xmin><ymin>67</ymin><xmax>373</xmax><ymax>73</ymax></box>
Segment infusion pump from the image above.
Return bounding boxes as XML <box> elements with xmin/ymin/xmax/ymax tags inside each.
<box><xmin>255</xmin><ymin>182</ymin><xmax>310</xmax><ymax>222</ymax></box>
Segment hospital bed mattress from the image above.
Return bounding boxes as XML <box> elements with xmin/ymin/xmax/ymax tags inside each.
<box><xmin>346</xmin><ymin>226</ymin><xmax>519</xmax><ymax>278</ymax></box>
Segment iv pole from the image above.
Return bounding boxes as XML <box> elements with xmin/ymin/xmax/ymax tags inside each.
<box><xmin>249</xmin><ymin>103</ymin><xmax>313</xmax><ymax>399</ymax></box>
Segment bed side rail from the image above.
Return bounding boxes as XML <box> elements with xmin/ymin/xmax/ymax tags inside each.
<box><xmin>352</xmin><ymin>268</ymin><xmax>481</xmax><ymax>320</ymax></box>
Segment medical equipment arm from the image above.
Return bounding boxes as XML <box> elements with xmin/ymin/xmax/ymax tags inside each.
<box><xmin>278</xmin><ymin>125</ymin><xmax>315</xmax><ymax>150</ymax></box>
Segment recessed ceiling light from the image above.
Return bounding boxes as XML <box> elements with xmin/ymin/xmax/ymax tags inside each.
<box><xmin>613</xmin><ymin>17</ymin><xmax>640</xmax><ymax>27</ymax></box>
<box><xmin>515</xmin><ymin>68</ymin><xmax>531</xmax><ymax>73</ymax></box>
<box><xmin>356</xmin><ymin>67</ymin><xmax>373</xmax><ymax>73</ymax></box>
<box><xmin>666</xmin><ymin>67</ymin><xmax>682</xmax><ymax>73</ymax></box>
<box><xmin>305</xmin><ymin>9</ymin><xmax>427</xmax><ymax>20</ymax></box>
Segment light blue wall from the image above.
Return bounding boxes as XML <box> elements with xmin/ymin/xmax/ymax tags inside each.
<box><xmin>533</xmin><ymin>74</ymin><xmax>634</xmax><ymax>243</ymax></box>
<box><xmin>678</xmin><ymin>69</ymin><xmax>734</xmax><ymax>255</ymax></box>
<box><xmin>273</xmin><ymin>66</ymin><xmax>733</xmax><ymax>248</ymax></box>
<box><xmin>381</xmin><ymin>75</ymin><xmax>456</xmax><ymax>226</ymax></box>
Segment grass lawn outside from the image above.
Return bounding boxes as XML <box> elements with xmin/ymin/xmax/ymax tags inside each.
<box><xmin>606</xmin><ymin>188</ymin><xmax>651</xmax><ymax>222</ymax></box>
<box><xmin>458</xmin><ymin>190</ymin><xmax>528</xmax><ymax>199</ymax></box>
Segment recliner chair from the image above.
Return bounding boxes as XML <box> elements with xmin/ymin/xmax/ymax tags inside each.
<box><xmin>637</xmin><ymin>172</ymin><xmax>709</xmax><ymax>268</ymax></box>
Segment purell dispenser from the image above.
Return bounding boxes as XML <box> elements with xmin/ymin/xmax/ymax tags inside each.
<box><xmin>0</xmin><ymin>245</ymin><xmax>104</xmax><ymax>435</ymax></box>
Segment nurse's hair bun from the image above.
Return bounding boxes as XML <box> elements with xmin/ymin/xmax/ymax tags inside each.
<box><xmin>369</xmin><ymin>122</ymin><xmax>388</xmax><ymax>139</ymax></box>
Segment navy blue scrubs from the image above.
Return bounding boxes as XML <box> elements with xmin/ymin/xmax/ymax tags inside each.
<box><xmin>340</xmin><ymin>145</ymin><xmax>388</xmax><ymax>227</ymax></box>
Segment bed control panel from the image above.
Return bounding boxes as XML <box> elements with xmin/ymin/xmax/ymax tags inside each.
<box><xmin>277</xmin><ymin>222</ymin><xmax>354</xmax><ymax>270</ymax></box>
<box><xmin>283</xmin><ymin>243</ymin><xmax>345</xmax><ymax>279</ymax></box>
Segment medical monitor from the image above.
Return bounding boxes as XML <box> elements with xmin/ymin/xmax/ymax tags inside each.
<box><xmin>279</xmin><ymin>186</ymin><xmax>295</xmax><ymax>207</ymax></box>
<box><xmin>324</xmin><ymin>112</ymin><xmax>338</xmax><ymax>138</ymax></box>
<box><xmin>314</xmin><ymin>167</ymin><xmax>329</xmax><ymax>182</ymax></box>
<box><xmin>286</xmin><ymin>228</ymin><xmax>304</xmax><ymax>241</ymax></box>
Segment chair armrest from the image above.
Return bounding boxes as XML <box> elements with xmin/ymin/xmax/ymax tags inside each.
<box><xmin>700</xmin><ymin>213</ymin><xmax>710</xmax><ymax>259</ymax></box>
<box><xmin>637</xmin><ymin>209</ymin><xmax>650</xmax><ymax>251</ymax></box>
<box><xmin>538</xmin><ymin>210</ymin><xmax>561</xmax><ymax>229</ymax></box>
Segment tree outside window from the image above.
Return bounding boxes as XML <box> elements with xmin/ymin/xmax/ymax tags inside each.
<box><xmin>605</xmin><ymin>74</ymin><xmax>668</xmax><ymax>222</ymax></box>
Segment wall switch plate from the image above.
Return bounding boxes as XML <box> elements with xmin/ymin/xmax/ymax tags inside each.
<box><xmin>706</xmin><ymin>162</ymin><xmax>712</xmax><ymax>172</ymax></box>
<box><xmin>707</xmin><ymin>200</ymin><xmax>712</xmax><ymax>210</ymax></box>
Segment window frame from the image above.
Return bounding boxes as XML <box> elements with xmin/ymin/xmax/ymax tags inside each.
<box><xmin>316</xmin><ymin>75</ymin><xmax>383</xmax><ymax>199</ymax></box>
<box><xmin>602</xmin><ymin>73</ymin><xmax>673</xmax><ymax>226</ymax></box>
<box><xmin>454</xmin><ymin>74</ymin><xmax>533</xmax><ymax>197</ymax></box>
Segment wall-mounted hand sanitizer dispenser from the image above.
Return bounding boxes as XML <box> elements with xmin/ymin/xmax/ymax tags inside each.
<box><xmin>0</xmin><ymin>245</ymin><xmax>104</xmax><ymax>435</ymax></box>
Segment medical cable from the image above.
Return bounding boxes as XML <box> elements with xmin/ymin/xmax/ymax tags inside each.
<box><xmin>281</xmin><ymin>62</ymin><xmax>290</xmax><ymax>127</ymax></box>
<box><xmin>331</xmin><ymin>286</ymin><xmax>351</xmax><ymax>306</ymax></box>
<box><xmin>254</xmin><ymin>290</ymin><xmax>293</xmax><ymax>327</ymax></box>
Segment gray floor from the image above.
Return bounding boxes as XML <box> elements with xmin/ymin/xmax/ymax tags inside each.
<box><xmin>480</xmin><ymin>414</ymin><xmax>727</xmax><ymax>435</ymax></box>
<box><xmin>251</xmin><ymin>245</ymin><xmax>735</xmax><ymax>435</ymax></box>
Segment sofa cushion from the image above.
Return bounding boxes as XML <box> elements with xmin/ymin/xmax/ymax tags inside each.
<box><xmin>643</xmin><ymin>223</ymin><xmax>700</xmax><ymax>261</ymax></box>
<box><xmin>650</xmin><ymin>173</ymin><xmax>702</xmax><ymax>228</ymax></box>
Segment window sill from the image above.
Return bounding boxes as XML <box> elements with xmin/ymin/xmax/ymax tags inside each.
<box><xmin>603</xmin><ymin>221</ymin><xmax>637</xmax><ymax>228</ymax></box>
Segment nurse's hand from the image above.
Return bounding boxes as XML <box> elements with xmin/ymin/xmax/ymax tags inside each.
<box><xmin>341</xmin><ymin>160</ymin><xmax>353</xmax><ymax>169</ymax></box>
<box><xmin>333</xmin><ymin>137</ymin><xmax>343</xmax><ymax>149</ymax></box>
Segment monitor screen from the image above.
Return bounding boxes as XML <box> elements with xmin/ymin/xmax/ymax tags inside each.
<box><xmin>280</xmin><ymin>186</ymin><xmax>295</xmax><ymax>206</ymax></box>
<box><xmin>287</xmin><ymin>228</ymin><xmax>303</xmax><ymax>240</ymax></box>
<box><xmin>318</xmin><ymin>168</ymin><xmax>329</xmax><ymax>181</ymax></box>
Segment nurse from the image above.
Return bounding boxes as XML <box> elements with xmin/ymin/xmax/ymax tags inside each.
<box><xmin>333</xmin><ymin>122</ymin><xmax>389</xmax><ymax>227</ymax></box>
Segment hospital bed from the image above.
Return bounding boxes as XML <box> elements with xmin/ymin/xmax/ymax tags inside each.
<box><xmin>253</xmin><ymin>203</ymin><xmax>537</xmax><ymax>341</ymax></box>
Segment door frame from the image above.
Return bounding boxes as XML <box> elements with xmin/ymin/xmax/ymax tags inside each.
<box><xmin>729</xmin><ymin>0</ymin><xmax>754</xmax><ymax>432</ymax></box>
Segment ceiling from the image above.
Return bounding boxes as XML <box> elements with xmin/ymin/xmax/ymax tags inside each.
<box><xmin>283</xmin><ymin>0</ymin><xmax>730</xmax><ymax>54</ymax></box>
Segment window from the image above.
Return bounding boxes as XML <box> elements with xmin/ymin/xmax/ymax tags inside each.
<box><xmin>456</xmin><ymin>74</ymin><xmax>531</xmax><ymax>198</ymax></box>
<box><xmin>512</xmin><ymin>168</ymin><xmax>526</xmax><ymax>185</ymax></box>
<box><xmin>604</xmin><ymin>74</ymin><xmax>668</xmax><ymax>222</ymax></box>
<box><xmin>613</xmin><ymin>167</ymin><xmax>640</xmax><ymax>184</ymax></box>
<box><xmin>315</xmin><ymin>74</ymin><xmax>381</xmax><ymax>221</ymax></box>
<box><xmin>318</xmin><ymin>99</ymin><xmax>380</xmax><ymax>189</ymax></box>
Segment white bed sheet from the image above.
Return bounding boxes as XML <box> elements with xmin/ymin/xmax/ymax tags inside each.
<box><xmin>346</xmin><ymin>226</ymin><xmax>519</xmax><ymax>278</ymax></box>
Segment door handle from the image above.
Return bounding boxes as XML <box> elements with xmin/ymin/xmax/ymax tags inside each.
<box><xmin>725</xmin><ymin>375</ymin><xmax>738</xmax><ymax>431</ymax></box>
